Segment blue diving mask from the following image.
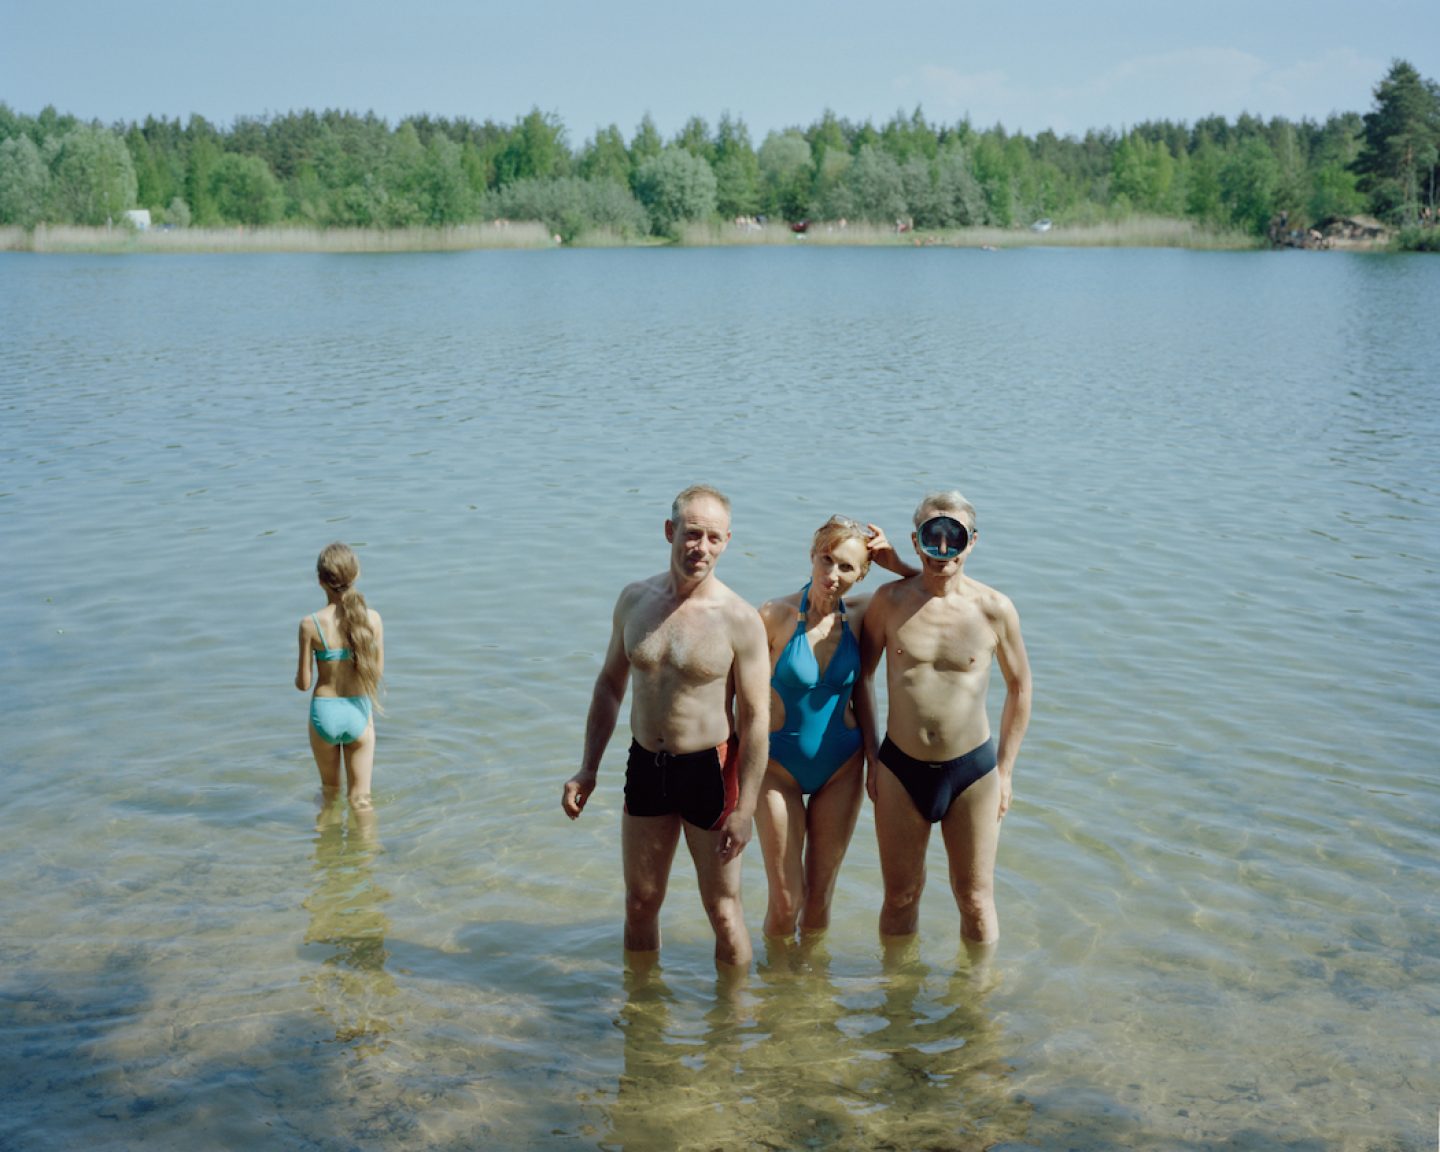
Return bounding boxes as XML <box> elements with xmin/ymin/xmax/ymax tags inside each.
<box><xmin>916</xmin><ymin>515</ymin><xmax>972</xmax><ymax>560</ymax></box>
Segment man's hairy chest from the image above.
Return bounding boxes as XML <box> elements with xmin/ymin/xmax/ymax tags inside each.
<box><xmin>628</xmin><ymin>604</ymin><xmax>734</xmax><ymax>683</ymax></box>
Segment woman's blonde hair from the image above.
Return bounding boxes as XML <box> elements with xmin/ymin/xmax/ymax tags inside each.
<box><xmin>316</xmin><ymin>542</ymin><xmax>382</xmax><ymax>704</ymax></box>
<box><xmin>811</xmin><ymin>515</ymin><xmax>873</xmax><ymax>579</ymax></box>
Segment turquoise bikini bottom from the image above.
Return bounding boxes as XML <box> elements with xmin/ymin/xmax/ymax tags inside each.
<box><xmin>310</xmin><ymin>695</ymin><xmax>372</xmax><ymax>746</ymax></box>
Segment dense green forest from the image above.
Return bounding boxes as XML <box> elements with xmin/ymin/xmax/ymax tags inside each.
<box><xmin>1</xmin><ymin>59</ymin><xmax>1436</xmax><ymax>247</ymax></box>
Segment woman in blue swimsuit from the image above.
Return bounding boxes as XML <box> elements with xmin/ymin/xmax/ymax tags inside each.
<box><xmin>756</xmin><ymin>517</ymin><xmax>915</xmax><ymax>942</ymax></box>
<box><xmin>295</xmin><ymin>542</ymin><xmax>385</xmax><ymax>809</ymax></box>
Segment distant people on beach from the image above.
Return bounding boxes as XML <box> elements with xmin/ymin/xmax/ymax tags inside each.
<box><xmin>296</xmin><ymin>542</ymin><xmax>384</xmax><ymax>810</ymax></box>
<box><xmin>755</xmin><ymin>516</ymin><xmax>916</xmax><ymax>942</ymax></box>
<box><xmin>858</xmin><ymin>491</ymin><xmax>1031</xmax><ymax>947</ymax></box>
<box><xmin>562</xmin><ymin>485</ymin><xmax>770</xmax><ymax>970</ymax></box>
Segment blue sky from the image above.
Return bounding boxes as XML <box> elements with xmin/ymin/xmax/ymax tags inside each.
<box><xmin>2</xmin><ymin>0</ymin><xmax>1435</xmax><ymax>143</ymax></box>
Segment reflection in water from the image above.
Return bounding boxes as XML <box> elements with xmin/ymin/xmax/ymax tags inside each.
<box><xmin>848</xmin><ymin>938</ymin><xmax>1031</xmax><ymax>1149</ymax></box>
<box><xmin>608</xmin><ymin>962</ymin><xmax>689</xmax><ymax>1150</ymax></box>
<box><xmin>602</xmin><ymin>937</ymin><xmax>1029</xmax><ymax>1151</ymax></box>
<box><xmin>303</xmin><ymin>802</ymin><xmax>394</xmax><ymax>1051</ymax></box>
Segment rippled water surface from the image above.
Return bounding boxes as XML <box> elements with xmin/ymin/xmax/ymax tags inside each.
<box><xmin>2</xmin><ymin>247</ymin><xmax>1437</xmax><ymax>1151</ymax></box>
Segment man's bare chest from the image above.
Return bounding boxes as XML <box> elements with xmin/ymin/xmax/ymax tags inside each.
<box><xmin>892</xmin><ymin>604</ymin><xmax>993</xmax><ymax>673</ymax></box>
<box><xmin>628</xmin><ymin>607</ymin><xmax>733</xmax><ymax>681</ymax></box>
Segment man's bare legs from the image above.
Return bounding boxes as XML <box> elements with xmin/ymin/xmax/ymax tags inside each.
<box><xmin>874</xmin><ymin>761</ymin><xmax>933</xmax><ymax>938</ymax></box>
<box><xmin>622</xmin><ymin>812</ymin><xmax>682</xmax><ymax>956</ymax></box>
<box><xmin>876</xmin><ymin>760</ymin><xmax>1004</xmax><ymax>944</ymax></box>
<box><xmin>939</xmin><ymin>767</ymin><xmax>1002</xmax><ymax>945</ymax></box>
<box><xmin>683</xmin><ymin>821</ymin><xmax>752</xmax><ymax>969</ymax></box>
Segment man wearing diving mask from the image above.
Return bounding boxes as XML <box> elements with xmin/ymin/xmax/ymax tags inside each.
<box><xmin>856</xmin><ymin>490</ymin><xmax>1032</xmax><ymax>947</ymax></box>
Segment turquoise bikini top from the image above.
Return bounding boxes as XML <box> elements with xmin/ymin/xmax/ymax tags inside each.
<box><xmin>311</xmin><ymin>613</ymin><xmax>352</xmax><ymax>662</ymax></box>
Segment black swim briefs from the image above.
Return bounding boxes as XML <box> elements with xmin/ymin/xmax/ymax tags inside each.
<box><xmin>624</xmin><ymin>739</ymin><xmax>739</xmax><ymax>830</ymax></box>
<box><xmin>879</xmin><ymin>735</ymin><xmax>997</xmax><ymax>823</ymax></box>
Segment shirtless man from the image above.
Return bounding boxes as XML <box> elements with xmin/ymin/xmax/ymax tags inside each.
<box><xmin>562</xmin><ymin>485</ymin><xmax>771</xmax><ymax>969</ymax></box>
<box><xmin>857</xmin><ymin>491</ymin><xmax>1032</xmax><ymax>945</ymax></box>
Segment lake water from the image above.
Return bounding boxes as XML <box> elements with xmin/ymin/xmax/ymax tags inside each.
<box><xmin>1</xmin><ymin>245</ymin><xmax>1437</xmax><ymax>1151</ymax></box>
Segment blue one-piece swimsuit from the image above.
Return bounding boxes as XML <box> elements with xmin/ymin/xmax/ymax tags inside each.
<box><xmin>309</xmin><ymin>613</ymin><xmax>372</xmax><ymax>746</ymax></box>
<box><xmin>769</xmin><ymin>583</ymin><xmax>863</xmax><ymax>795</ymax></box>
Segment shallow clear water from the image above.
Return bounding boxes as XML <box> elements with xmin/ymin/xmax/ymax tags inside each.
<box><xmin>1</xmin><ymin>246</ymin><xmax>1437</xmax><ymax>1151</ymax></box>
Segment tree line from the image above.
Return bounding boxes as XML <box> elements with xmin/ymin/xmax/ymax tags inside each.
<box><xmin>1</xmin><ymin>59</ymin><xmax>1435</xmax><ymax>246</ymax></box>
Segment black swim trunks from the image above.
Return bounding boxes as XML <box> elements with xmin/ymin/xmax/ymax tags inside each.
<box><xmin>624</xmin><ymin>739</ymin><xmax>739</xmax><ymax>830</ymax></box>
<box><xmin>879</xmin><ymin>735</ymin><xmax>997</xmax><ymax>823</ymax></box>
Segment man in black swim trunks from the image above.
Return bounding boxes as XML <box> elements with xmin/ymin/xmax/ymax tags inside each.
<box><xmin>856</xmin><ymin>490</ymin><xmax>1032</xmax><ymax>946</ymax></box>
<box><xmin>562</xmin><ymin>485</ymin><xmax>770</xmax><ymax>969</ymax></box>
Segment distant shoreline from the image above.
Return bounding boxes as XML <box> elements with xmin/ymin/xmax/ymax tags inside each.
<box><xmin>675</xmin><ymin>217</ymin><xmax>1261</xmax><ymax>250</ymax></box>
<box><xmin>0</xmin><ymin>222</ymin><xmax>557</xmax><ymax>254</ymax></box>
<box><xmin>1</xmin><ymin>217</ymin><xmax>1394</xmax><ymax>254</ymax></box>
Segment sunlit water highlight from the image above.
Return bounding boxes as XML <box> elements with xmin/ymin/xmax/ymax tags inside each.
<box><xmin>2</xmin><ymin>247</ymin><xmax>1437</xmax><ymax>1151</ymax></box>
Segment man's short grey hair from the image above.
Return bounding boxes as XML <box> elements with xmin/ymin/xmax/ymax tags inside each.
<box><xmin>672</xmin><ymin>484</ymin><xmax>732</xmax><ymax>522</ymax></box>
<box><xmin>913</xmin><ymin>489</ymin><xmax>976</xmax><ymax>529</ymax></box>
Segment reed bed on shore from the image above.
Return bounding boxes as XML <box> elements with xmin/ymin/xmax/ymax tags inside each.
<box><xmin>677</xmin><ymin>215</ymin><xmax>1257</xmax><ymax>250</ymax></box>
<box><xmin>569</xmin><ymin>227</ymin><xmax>665</xmax><ymax>248</ymax></box>
<box><xmin>1001</xmin><ymin>216</ymin><xmax>1256</xmax><ymax>249</ymax></box>
<box><xmin>2</xmin><ymin>216</ymin><xmax>1260</xmax><ymax>253</ymax></box>
<box><xmin>4</xmin><ymin>222</ymin><xmax>555</xmax><ymax>254</ymax></box>
<box><xmin>674</xmin><ymin>220</ymin><xmax>902</xmax><ymax>246</ymax></box>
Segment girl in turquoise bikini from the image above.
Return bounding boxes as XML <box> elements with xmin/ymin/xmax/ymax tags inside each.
<box><xmin>295</xmin><ymin>542</ymin><xmax>384</xmax><ymax>808</ymax></box>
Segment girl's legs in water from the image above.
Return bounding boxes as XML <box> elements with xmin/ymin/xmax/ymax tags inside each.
<box><xmin>309</xmin><ymin>721</ymin><xmax>343</xmax><ymax>799</ymax></box>
<box><xmin>308</xmin><ymin>715</ymin><xmax>374</xmax><ymax>809</ymax></box>
<box><xmin>342</xmin><ymin>719</ymin><xmax>376</xmax><ymax>809</ymax></box>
